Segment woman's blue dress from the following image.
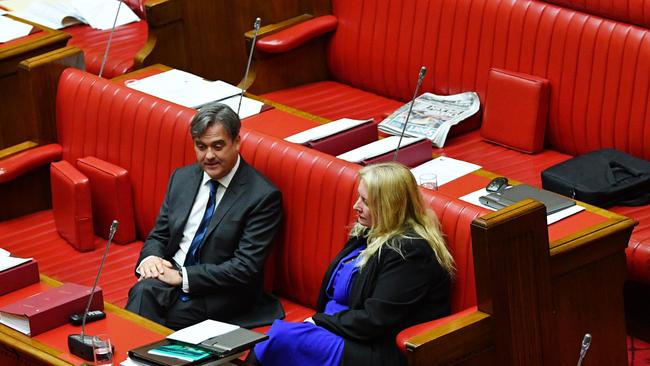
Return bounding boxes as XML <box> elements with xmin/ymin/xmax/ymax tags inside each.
<box><xmin>253</xmin><ymin>245</ymin><xmax>366</xmax><ymax>366</ymax></box>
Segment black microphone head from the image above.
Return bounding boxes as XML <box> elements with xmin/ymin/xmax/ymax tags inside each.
<box><xmin>109</xmin><ymin>220</ymin><xmax>119</xmax><ymax>236</ymax></box>
<box><xmin>419</xmin><ymin>66</ymin><xmax>427</xmax><ymax>79</ymax></box>
<box><xmin>254</xmin><ymin>17</ymin><xmax>262</xmax><ymax>30</ymax></box>
<box><xmin>582</xmin><ymin>333</ymin><xmax>592</xmax><ymax>348</ymax></box>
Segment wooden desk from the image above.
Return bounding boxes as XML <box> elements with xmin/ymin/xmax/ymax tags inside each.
<box><xmin>0</xmin><ymin>275</ymin><xmax>171</xmax><ymax>366</ymax></box>
<box><xmin>0</xmin><ymin>17</ymin><xmax>70</xmax><ymax>151</ymax></box>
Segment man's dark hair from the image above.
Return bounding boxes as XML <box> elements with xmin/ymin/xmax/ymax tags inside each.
<box><xmin>190</xmin><ymin>102</ymin><xmax>241</xmax><ymax>140</ymax></box>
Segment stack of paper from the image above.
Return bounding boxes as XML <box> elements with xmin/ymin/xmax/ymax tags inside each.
<box><xmin>126</xmin><ymin>69</ymin><xmax>265</xmax><ymax>118</ymax></box>
<box><xmin>410</xmin><ymin>156</ymin><xmax>481</xmax><ymax>187</ymax></box>
<box><xmin>0</xmin><ymin>15</ymin><xmax>33</xmax><ymax>43</ymax></box>
<box><xmin>0</xmin><ymin>248</ymin><xmax>31</xmax><ymax>272</ymax></box>
<box><xmin>337</xmin><ymin>136</ymin><xmax>423</xmax><ymax>163</ymax></box>
<box><xmin>285</xmin><ymin>118</ymin><xmax>372</xmax><ymax>144</ymax></box>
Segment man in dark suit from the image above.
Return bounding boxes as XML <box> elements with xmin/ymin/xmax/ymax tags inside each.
<box><xmin>126</xmin><ymin>103</ymin><xmax>283</xmax><ymax>330</ymax></box>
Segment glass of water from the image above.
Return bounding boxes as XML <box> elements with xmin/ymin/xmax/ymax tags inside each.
<box><xmin>419</xmin><ymin>173</ymin><xmax>439</xmax><ymax>190</ymax></box>
<box><xmin>92</xmin><ymin>334</ymin><xmax>113</xmax><ymax>366</ymax></box>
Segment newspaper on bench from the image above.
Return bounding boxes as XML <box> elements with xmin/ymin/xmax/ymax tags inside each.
<box><xmin>378</xmin><ymin>92</ymin><xmax>480</xmax><ymax>147</ymax></box>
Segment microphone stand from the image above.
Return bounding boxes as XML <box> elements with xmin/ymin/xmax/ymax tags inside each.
<box><xmin>576</xmin><ymin>333</ymin><xmax>592</xmax><ymax>366</ymax></box>
<box><xmin>68</xmin><ymin>220</ymin><xmax>119</xmax><ymax>361</ymax></box>
<box><xmin>237</xmin><ymin>17</ymin><xmax>262</xmax><ymax>116</ymax></box>
<box><xmin>97</xmin><ymin>0</ymin><xmax>124</xmax><ymax>79</ymax></box>
<box><xmin>393</xmin><ymin>66</ymin><xmax>427</xmax><ymax>161</ymax></box>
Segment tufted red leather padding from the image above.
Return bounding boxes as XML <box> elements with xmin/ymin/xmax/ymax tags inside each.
<box><xmin>50</xmin><ymin>160</ymin><xmax>95</xmax><ymax>252</ymax></box>
<box><xmin>321</xmin><ymin>0</ymin><xmax>650</xmax><ymax>161</ymax></box>
<box><xmin>612</xmin><ymin>205</ymin><xmax>650</xmax><ymax>282</ymax></box>
<box><xmin>261</xmin><ymin>81</ymin><xmax>403</xmax><ymax>121</ymax></box>
<box><xmin>257</xmin><ymin>15</ymin><xmax>338</xmax><ymax>54</ymax></box>
<box><xmin>56</xmin><ymin>68</ymin><xmax>198</xmax><ymax>239</ymax></box>
<box><xmin>0</xmin><ymin>144</ymin><xmax>62</xmax><ymax>184</ymax></box>
<box><xmin>481</xmin><ymin>68</ymin><xmax>550</xmax><ymax>154</ymax></box>
<box><xmin>240</xmin><ymin>127</ymin><xmax>485</xmax><ymax>315</ymax></box>
<box><xmin>77</xmin><ymin>156</ymin><xmax>136</xmax><ymax>244</ymax></box>
<box><xmin>66</xmin><ymin>20</ymin><xmax>148</xmax><ymax>78</ymax></box>
<box><xmin>542</xmin><ymin>0</ymin><xmax>650</xmax><ymax>29</ymax></box>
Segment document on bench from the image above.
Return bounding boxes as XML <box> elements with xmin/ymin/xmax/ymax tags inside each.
<box><xmin>285</xmin><ymin>118</ymin><xmax>373</xmax><ymax>144</ymax></box>
<box><xmin>337</xmin><ymin>136</ymin><xmax>423</xmax><ymax>163</ymax></box>
<box><xmin>219</xmin><ymin>94</ymin><xmax>265</xmax><ymax>120</ymax></box>
<box><xmin>0</xmin><ymin>15</ymin><xmax>33</xmax><ymax>43</ymax></box>
<box><xmin>0</xmin><ymin>248</ymin><xmax>31</xmax><ymax>272</ymax></box>
<box><xmin>167</xmin><ymin>319</ymin><xmax>239</xmax><ymax>345</ymax></box>
<box><xmin>410</xmin><ymin>156</ymin><xmax>481</xmax><ymax>187</ymax></box>
<box><xmin>459</xmin><ymin>188</ymin><xmax>585</xmax><ymax>225</ymax></box>
<box><xmin>126</xmin><ymin>69</ymin><xmax>243</xmax><ymax>110</ymax></box>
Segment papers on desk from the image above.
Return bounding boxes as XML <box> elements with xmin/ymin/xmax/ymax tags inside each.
<box><xmin>0</xmin><ymin>248</ymin><xmax>31</xmax><ymax>272</ymax></box>
<box><xmin>0</xmin><ymin>15</ymin><xmax>33</xmax><ymax>43</ymax></box>
<box><xmin>285</xmin><ymin>118</ymin><xmax>373</xmax><ymax>144</ymax></box>
<box><xmin>219</xmin><ymin>94</ymin><xmax>265</xmax><ymax>119</ymax></box>
<box><xmin>3</xmin><ymin>0</ymin><xmax>140</xmax><ymax>30</ymax></box>
<box><xmin>459</xmin><ymin>188</ymin><xmax>585</xmax><ymax>225</ymax></box>
<box><xmin>410</xmin><ymin>156</ymin><xmax>481</xmax><ymax>187</ymax></box>
<box><xmin>337</xmin><ymin>136</ymin><xmax>423</xmax><ymax>163</ymax></box>
<box><xmin>167</xmin><ymin>319</ymin><xmax>239</xmax><ymax>345</ymax></box>
<box><xmin>127</xmin><ymin>69</ymin><xmax>242</xmax><ymax>109</ymax></box>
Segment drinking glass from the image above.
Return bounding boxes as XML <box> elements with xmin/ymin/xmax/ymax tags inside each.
<box><xmin>419</xmin><ymin>173</ymin><xmax>438</xmax><ymax>190</ymax></box>
<box><xmin>92</xmin><ymin>334</ymin><xmax>113</xmax><ymax>366</ymax></box>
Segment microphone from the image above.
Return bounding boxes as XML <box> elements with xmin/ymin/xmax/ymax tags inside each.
<box><xmin>393</xmin><ymin>66</ymin><xmax>427</xmax><ymax>161</ymax></box>
<box><xmin>97</xmin><ymin>0</ymin><xmax>124</xmax><ymax>78</ymax></box>
<box><xmin>68</xmin><ymin>220</ymin><xmax>119</xmax><ymax>361</ymax></box>
<box><xmin>576</xmin><ymin>333</ymin><xmax>592</xmax><ymax>366</ymax></box>
<box><xmin>237</xmin><ymin>17</ymin><xmax>262</xmax><ymax>115</ymax></box>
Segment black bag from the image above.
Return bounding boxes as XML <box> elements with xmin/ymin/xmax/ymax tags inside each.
<box><xmin>541</xmin><ymin>148</ymin><xmax>650</xmax><ymax>208</ymax></box>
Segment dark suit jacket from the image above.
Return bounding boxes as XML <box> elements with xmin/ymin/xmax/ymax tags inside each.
<box><xmin>136</xmin><ymin>158</ymin><xmax>283</xmax><ymax>326</ymax></box>
<box><xmin>312</xmin><ymin>233</ymin><xmax>451</xmax><ymax>366</ymax></box>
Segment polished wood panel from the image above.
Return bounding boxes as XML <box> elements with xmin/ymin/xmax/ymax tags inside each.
<box><xmin>0</xmin><ymin>18</ymin><xmax>70</xmax><ymax>150</ymax></box>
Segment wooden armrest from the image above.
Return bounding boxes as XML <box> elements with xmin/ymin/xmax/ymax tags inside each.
<box><xmin>245</xmin><ymin>14</ymin><xmax>315</xmax><ymax>41</ymax></box>
<box><xmin>401</xmin><ymin>309</ymin><xmax>494</xmax><ymax>365</ymax></box>
<box><xmin>256</xmin><ymin>15</ymin><xmax>338</xmax><ymax>54</ymax></box>
<box><xmin>144</xmin><ymin>0</ymin><xmax>182</xmax><ymax>27</ymax></box>
<box><xmin>0</xmin><ymin>143</ymin><xmax>62</xmax><ymax>183</ymax></box>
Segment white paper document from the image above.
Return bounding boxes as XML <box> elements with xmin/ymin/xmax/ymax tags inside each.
<box><xmin>285</xmin><ymin>118</ymin><xmax>372</xmax><ymax>144</ymax></box>
<box><xmin>410</xmin><ymin>156</ymin><xmax>481</xmax><ymax>187</ymax></box>
<box><xmin>126</xmin><ymin>69</ymin><xmax>243</xmax><ymax>109</ymax></box>
<box><xmin>0</xmin><ymin>248</ymin><xmax>31</xmax><ymax>272</ymax></box>
<box><xmin>5</xmin><ymin>0</ymin><xmax>139</xmax><ymax>30</ymax></box>
<box><xmin>167</xmin><ymin>319</ymin><xmax>239</xmax><ymax>345</ymax></box>
<box><xmin>219</xmin><ymin>95</ymin><xmax>265</xmax><ymax>119</ymax></box>
<box><xmin>337</xmin><ymin>136</ymin><xmax>424</xmax><ymax>163</ymax></box>
<box><xmin>459</xmin><ymin>188</ymin><xmax>585</xmax><ymax>225</ymax></box>
<box><xmin>0</xmin><ymin>15</ymin><xmax>33</xmax><ymax>43</ymax></box>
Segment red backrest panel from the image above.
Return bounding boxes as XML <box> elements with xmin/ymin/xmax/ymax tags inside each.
<box><xmin>240</xmin><ymin>128</ymin><xmax>483</xmax><ymax>311</ymax></box>
<box><xmin>327</xmin><ymin>0</ymin><xmax>650</xmax><ymax>160</ymax></box>
<box><xmin>543</xmin><ymin>0</ymin><xmax>650</xmax><ymax>29</ymax></box>
<box><xmin>56</xmin><ymin>68</ymin><xmax>197</xmax><ymax>239</ymax></box>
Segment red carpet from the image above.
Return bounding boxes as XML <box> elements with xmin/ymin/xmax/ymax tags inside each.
<box><xmin>629</xmin><ymin>336</ymin><xmax>650</xmax><ymax>365</ymax></box>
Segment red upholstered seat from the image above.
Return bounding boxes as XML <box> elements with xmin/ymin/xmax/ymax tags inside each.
<box><xmin>253</xmin><ymin>0</ymin><xmax>650</xmax><ymax>285</ymax></box>
<box><xmin>66</xmin><ymin>20</ymin><xmax>148</xmax><ymax>79</ymax></box>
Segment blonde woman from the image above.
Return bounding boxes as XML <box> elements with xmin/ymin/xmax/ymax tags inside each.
<box><xmin>251</xmin><ymin>162</ymin><xmax>455</xmax><ymax>366</ymax></box>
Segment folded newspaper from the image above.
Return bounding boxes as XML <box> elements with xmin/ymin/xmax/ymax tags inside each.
<box><xmin>378</xmin><ymin>92</ymin><xmax>480</xmax><ymax>147</ymax></box>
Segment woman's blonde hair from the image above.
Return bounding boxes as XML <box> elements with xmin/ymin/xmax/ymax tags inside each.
<box><xmin>351</xmin><ymin>162</ymin><xmax>455</xmax><ymax>276</ymax></box>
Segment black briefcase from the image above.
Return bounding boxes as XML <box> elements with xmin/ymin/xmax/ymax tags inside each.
<box><xmin>541</xmin><ymin>148</ymin><xmax>650</xmax><ymax>208</ymax></box>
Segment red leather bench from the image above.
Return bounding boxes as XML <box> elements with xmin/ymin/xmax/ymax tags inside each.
<box><xmin>247</xmin><ymin>0</ymin><xmax>650</xmax><ymax>285</ymax></box>
<box><xmin>0</xmin><ymin>68</ymin><xmax>486</xmax><ymax>359</ymax></box>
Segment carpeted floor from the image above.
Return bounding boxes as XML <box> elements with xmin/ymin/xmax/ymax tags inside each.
<box><xmin>629</xmin><ymin>336</ymin><xmax>650</xmax><ymax>365</ymax></box>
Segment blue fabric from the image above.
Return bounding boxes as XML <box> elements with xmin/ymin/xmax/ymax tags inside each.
<box><xmin>254</xmin><ymin>244</ymin><xmax>365</xmax><ymax>366</ymax></box>
<box><xmin>181</xmin><ymin>180</ymin><xmax>217</xmax><ymax>302</ymax></box>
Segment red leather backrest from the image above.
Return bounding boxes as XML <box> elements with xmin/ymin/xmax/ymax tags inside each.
<box><xmin>542</xmin><ymin>0</ymin><xmax>650</xmax><ymax>28</ymax></box>
<box><xmin>328</xmin><ymin>0</ymin><xmax>650</xmax><ymax>160</ymax></box>
<box><xmin>240</xmin><ymin>128</ymin><xmax>484</xmax><ymax>311</ymax></box>
<box><xmin>56</xmin><ymin>68</ymin><xmax>197</xmax><ymax>239</ymax></box>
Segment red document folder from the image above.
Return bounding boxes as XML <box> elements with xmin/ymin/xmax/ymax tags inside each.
<box><xmin>0</xmin><ymin>260</ymin><xmax>39</xmax><ymax>296</ymax></box>
<box><xmin>306</xmin><ymin>121</ymin><xmax>378</xmax><ymax>156</ymax></box>
<box><xmin>0</xmin><ymin>282</ymin><xmax>104</xmax><ymax>336</ymax></box>
<box><xmin>362</xmin><ymin>139</ymin><xmax>432</xmax><ymax>168</ymax></box>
